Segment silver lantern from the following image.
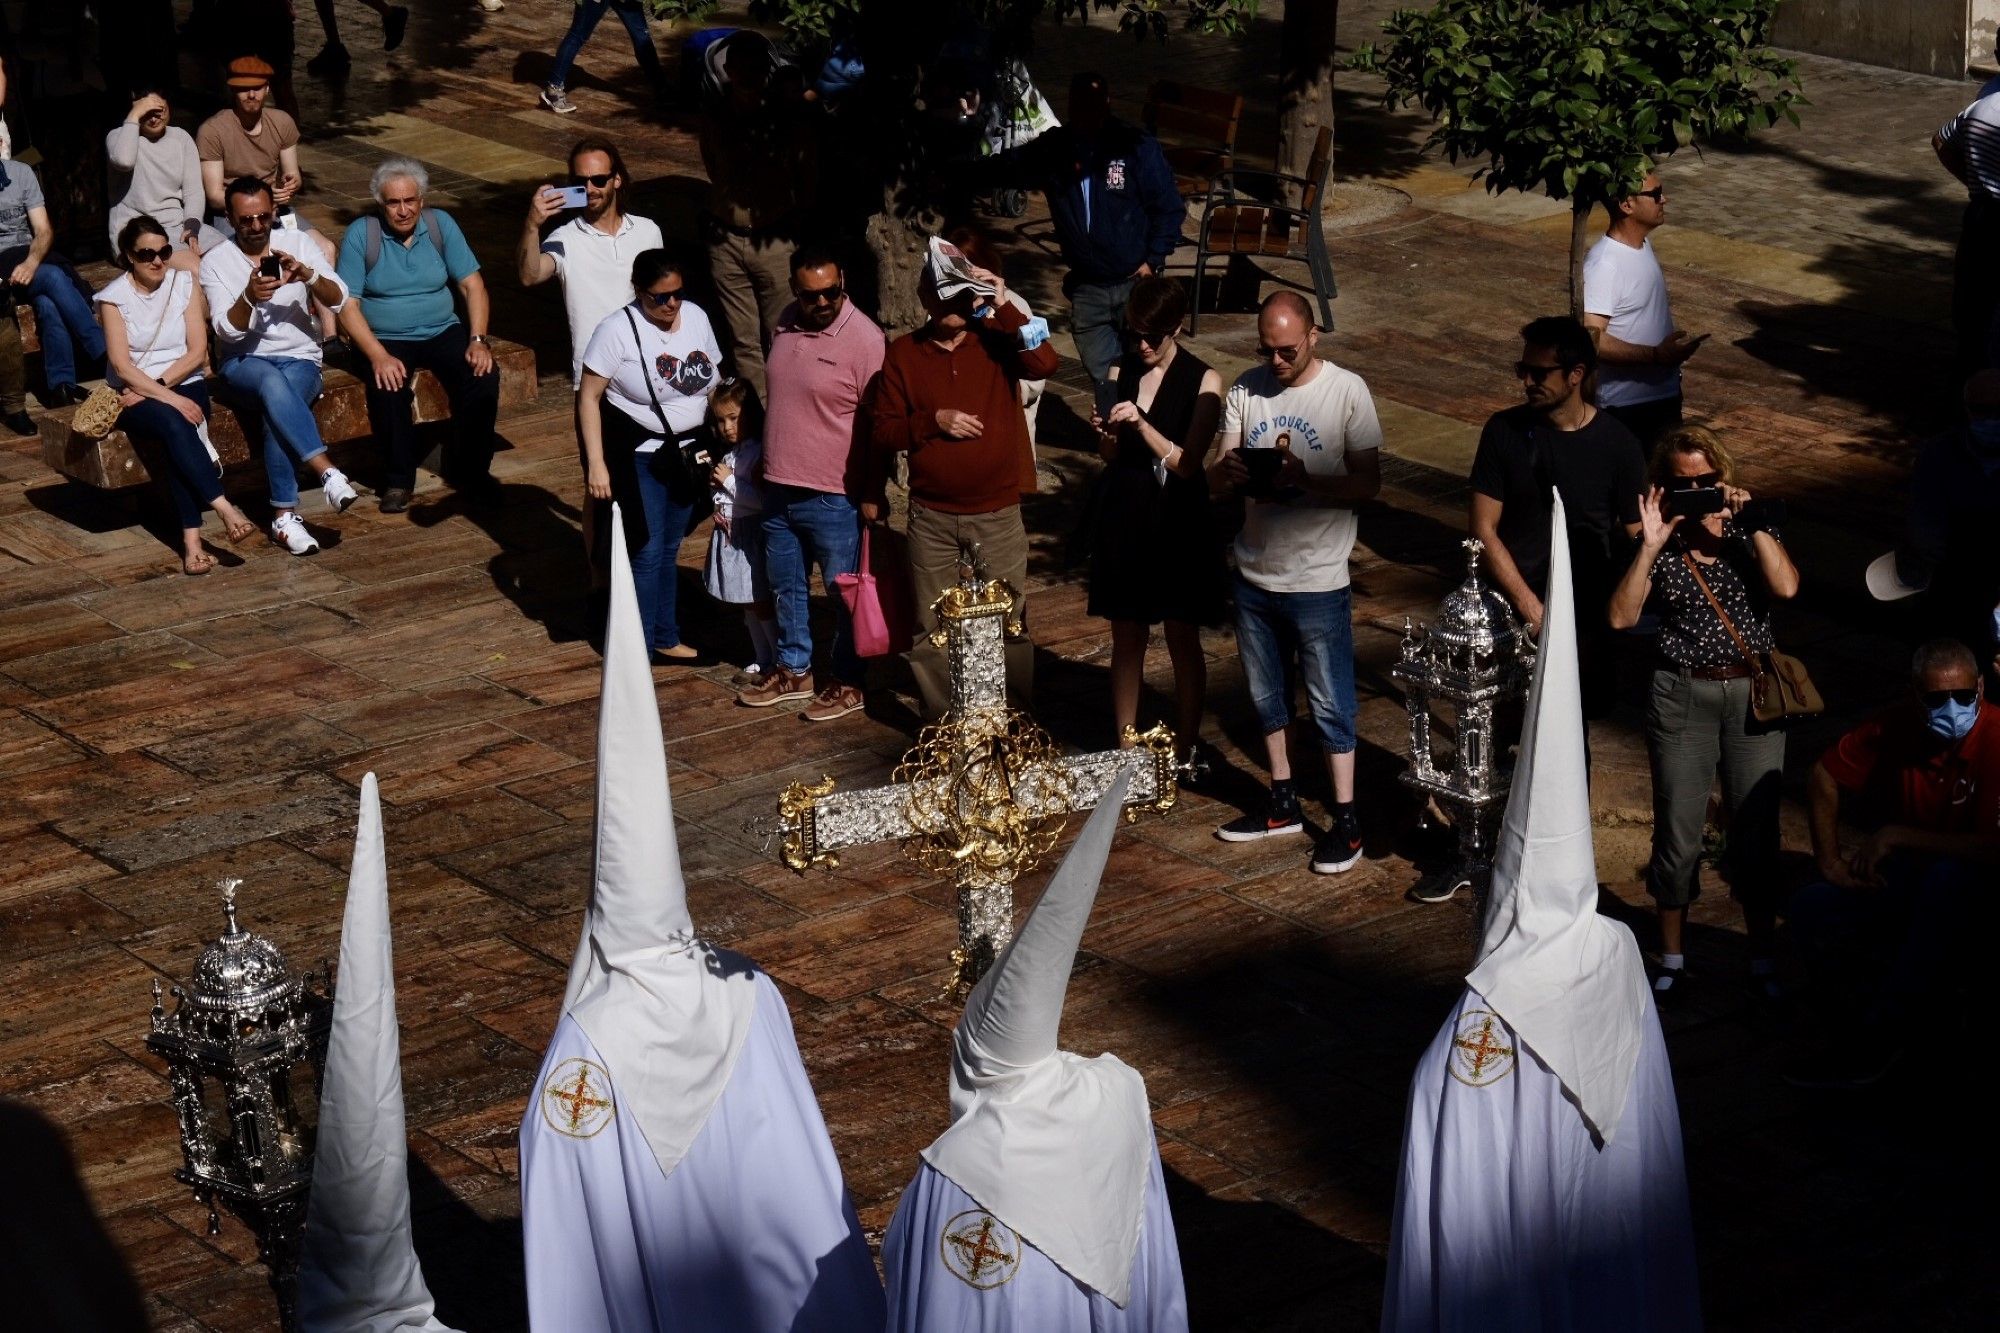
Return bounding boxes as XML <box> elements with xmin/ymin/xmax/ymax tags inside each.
<box><xmin>147</xmin><ymin>879</ymin><xmax>331</xmax><ymax>1331</ymax></box>
<box><xmin>1393</xmin><ymin>539</ymin><xmax>1536</xmax><ymax>906</ymax></box>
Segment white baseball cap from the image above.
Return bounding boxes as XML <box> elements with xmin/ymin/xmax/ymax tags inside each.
<box><xmin>1864</xmin><ymin>550</ymin><xmax>1929</xmax><ymax>601</ymax></box>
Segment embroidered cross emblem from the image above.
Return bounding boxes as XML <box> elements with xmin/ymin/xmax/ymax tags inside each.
<box><xmin>1449</xmin><ymin>1009</ymin><xmax>1517</xmax><ymax>1087</ymax></box>
<box><xmin>940</xmin><ymin>1210</ymin><xmax>1023</xmax><ymax>1289</ymax></box>
<box><xmin>540</xmin><ymin>1057</ymin><xmax>615</xmax><ymax>1137</ymax></box>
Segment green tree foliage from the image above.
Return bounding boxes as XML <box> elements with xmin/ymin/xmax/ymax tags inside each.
<box><xmin>1351</xmin><ymin>0</ymin><xmax>1803</xmax><ymax>309</ymax></box>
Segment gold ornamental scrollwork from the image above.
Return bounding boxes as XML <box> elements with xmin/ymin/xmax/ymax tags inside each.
<box><xmin>893</xmin><ymin>710</ymin><xmax>1078</xmax><ymax>885</ymax></box>
<box><xmin>1120</xmin><ymin>722</ymin><xmax>1182</xmax><ymax>818</ymax></box>
<box><xmin>927</xmin><ymin>578</ymin><xmax>1025</xmax><ymax>647</ymax></box>
<box><xmin>778</xmin><ymin>775</ymin><xmax>840</xmax><ymax>872</ymax></box>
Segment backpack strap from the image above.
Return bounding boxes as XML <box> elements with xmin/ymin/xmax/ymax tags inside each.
<box><xmin>363</xmin><ymin>211</ymin><xmax>446</xmax><ymax>274</ymax></box>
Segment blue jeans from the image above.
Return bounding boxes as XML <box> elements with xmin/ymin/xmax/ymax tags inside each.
<box><xmin>1234</xmin><ymin>576</ymin><xmax>1356</xmax><ymax>753</ymax></box>
<box><xmin>1069</xmin><ymin>278</ymin><xmax>1135</xmax><ymax>393</ymax></box>
<box><xmin>24</xmin><ymin>262</ymin><xmax>106</xmax><ymax>389</ymax></box>
<box><xmin>549</xmin><ymin>0</ymin><xmax>661</xmax><ymax>89</ymax></box>
<box><xmin>1789</xmin><ymin>855</ymin><xmax>1984</xmax><ymax>1037</ymax></box>
<box><xmin>119</xmin><ymin>382</ymin><xmax>218</xmax><ymax>529</ymax></box>
<box><xmin>631</xmin><ymin>449</ymin><xmax>697</xmax><ymax>652</ymax></box>
<box><xmin>759</xmin><ymin>484</ymin><xmax>861</xmax><ymax>684</ymax></box>
<box><xmin>217</xmin><ymin>355</ymin><xmax>326</xmax><ymax>509</ymax></box>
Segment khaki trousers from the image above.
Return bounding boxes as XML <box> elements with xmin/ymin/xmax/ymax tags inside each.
<box><xmin>907</xmin><ymin>502</ymin><xmax>1033</xmax><ymax>719</ymax></box>
<box><xmin>0</xmin><ymin>309</ymin><xmax>23</xmax><ymax>414</ymax></box>
<box><xmin>706</xmin><ymin>228</ymin><xmax>793</xmax><ymax>397</ymax></box>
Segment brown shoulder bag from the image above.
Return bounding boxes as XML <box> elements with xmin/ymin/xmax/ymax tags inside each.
<box><xmin>1683</xmin><ymin>551</ymin><xmax>1823</xmax><ymax>724</ymax></box>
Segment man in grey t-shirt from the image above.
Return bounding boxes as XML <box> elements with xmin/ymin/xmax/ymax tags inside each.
<box><xmin>1</xmin><ymin>160</ymin><xmax>106</xmax><ymax>406</ymax></box>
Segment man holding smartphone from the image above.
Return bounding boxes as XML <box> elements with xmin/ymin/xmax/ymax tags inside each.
<box><xmin>200</xmin><ymin>175</ymin><xmax>356</xmax><ymax>555</ymax></box>
<box><xmin>1207</xmin><ymin>292</ymin><xmax>1383</xmax><ymax>874</ymax></box>
<box><xmin>1582</xmin><ymin>171</ymin><xmax>1704</xmax><ymax>446</ymax></box>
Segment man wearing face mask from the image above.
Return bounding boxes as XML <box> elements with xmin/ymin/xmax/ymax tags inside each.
<box><xmin>1787</xmin><ymin>639</ymin><xmax>2000</xmax><ymax>1088</ymax></box>
<box><xmin>1866</xmin><ymin>371</ymin><xmax>2000</xmax><ymax>678</ymax></box>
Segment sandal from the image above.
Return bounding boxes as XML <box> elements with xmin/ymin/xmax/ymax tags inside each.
<box><xmin>221</xmin><ymin>515</ymin><xmax>258</xmax><ymax>542</ymax></box>
<box><xmin>182</xmin><ymin>551</ymin><xmax>215</xmax><ymax>576</ymax></box>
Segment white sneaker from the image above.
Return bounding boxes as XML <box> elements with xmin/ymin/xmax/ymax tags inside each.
<box><xmin>321</xmin><ymin>468</ymin><xmax>358</xmax><ymax>513</ymax></box>
<box><xmin>270</xmin><ymin>512</ymin><xmax>320</xmax><ymax>556</ymax></box>
<box><xmin>478</xmin><ymin>0</ymin><xmax>506</xmax><ymax>9</ymax></box>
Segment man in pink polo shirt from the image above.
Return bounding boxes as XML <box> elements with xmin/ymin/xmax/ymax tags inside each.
<box><xmin>738</xmin><ymin>245</ymin><xmax>887</xmax><ymax>719</ymax></box>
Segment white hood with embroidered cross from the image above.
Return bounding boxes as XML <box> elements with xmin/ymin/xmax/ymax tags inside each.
<box><xmin>295</xmin><ymin>772</ymin><xmax>459</xmax><ymax>1333</ymax></box>
<box><xmin>918</xmin><ymin>776</ymin><xmax>1155</xmax><ymax>1307</ymax></box>
<box><xmin>559</xmin><ymin>505</ymin><xmax>758</xmax><ymax>1181</ymax></box>
<box><xmin>1465</xmin><ymin>489</ymin><xmax>1652</xmax><ymax>1145</ymax></box>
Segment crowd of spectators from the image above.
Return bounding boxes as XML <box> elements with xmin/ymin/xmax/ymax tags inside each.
<box><xmin>1</xmin><ymin>13</ymin><xmax>1994</xmax><ymax>1093</ymax></box>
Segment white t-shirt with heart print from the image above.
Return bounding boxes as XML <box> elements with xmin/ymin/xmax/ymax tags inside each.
<box><xmin>582</xmin><ymin>300</ymin><xmax>722</xmax><ymax>451</ymax></box>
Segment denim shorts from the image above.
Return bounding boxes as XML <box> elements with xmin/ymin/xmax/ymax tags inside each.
<box><xmin>1234</xmin><ymin>575</ymin><xmax>1357</xmax><ymax>753</ymax></box>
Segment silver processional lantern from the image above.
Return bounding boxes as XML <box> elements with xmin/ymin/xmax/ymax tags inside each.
<box><xmin>147</xmin><ymin>878</ymin><xmax>331</xmax><ymax>1332</ymax></box>
<box><xmin>1393</xmin><ymin>539</ymin><xmax>1536</xmax><ymax>906</ymax></box>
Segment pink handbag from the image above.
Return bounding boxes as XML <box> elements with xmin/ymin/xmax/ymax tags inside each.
<box><xmin>836</xmin><ymin>525</ymin><xmax>914</xmax><ymax>658</ymax></box>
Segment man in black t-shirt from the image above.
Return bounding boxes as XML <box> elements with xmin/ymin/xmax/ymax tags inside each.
<box><xmin>1469</xmin><ymin>316</ymin><xmax>1646</xmax><ymax>717</ymax></box>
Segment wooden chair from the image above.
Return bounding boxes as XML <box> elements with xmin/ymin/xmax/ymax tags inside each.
<box><xmin>1143</xmin><ymin>81</ymin><xmax>1244</xmax><ymax>201</ymax></box>
<box><xmin>1188</xmin><ymin>125</ymin><xmax>1336</xmax><ymax>334</ymax></box>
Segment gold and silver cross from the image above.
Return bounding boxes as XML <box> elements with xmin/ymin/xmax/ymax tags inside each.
<box><xmin>773</xmin><ymin>543</ymin><xmax>1181</xmax><ymax>991</ymax></box>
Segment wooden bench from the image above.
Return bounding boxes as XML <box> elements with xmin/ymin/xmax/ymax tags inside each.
<box><xmin>39</xmin><ymin>339</ymin><xmax>541</xmax><ymax>490</ymax></box>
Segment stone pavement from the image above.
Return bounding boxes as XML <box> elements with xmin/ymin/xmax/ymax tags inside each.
<box><xmin>0</xmin><ymin>2</ymin><xmax>1991</xmax><ymax>1329</ymax></box>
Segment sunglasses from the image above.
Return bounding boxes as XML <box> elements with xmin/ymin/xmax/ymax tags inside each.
<box><xmin>642</xmin><ymin>287</ymin><xmax>684</xmax><ymax>307</ymax></box>
<box><xmin>795</xmin><ymin>283</ymin><xmax>843</xmax><ymax>305</ymax></box>
<box><xmin>1663</xmin><ymin>471</ymin><xmax>1721</xmax><ymax>491</ymax></box>
<box><xmin>1134</xmin><ymin>328</ymin><xmax>1175</xmax><ymax>348</ymax></box>
<box><xmin>234</xmin><ymin>211</ymin><xmax>273</xmax><ymax>227</ymax></box>
<box><xmin>128</xmin><ymin>244</ymin><xmax>175</xmax><ymax>264</ymax></box>
<box><xmin>569</xmin><ymin>173</ymin><xmax>614</xmax><ymax>188</ymax></box>
<box><xmin>1922</xmin><ymin>688</ymin><xmax>1979</xmax><ymax>708</ymax></box>
<box><xmin>1256</xmin><ymin>341</ymin><xmax>1308</xmax><ymax>363</ymax></box>
<box><xmin>1632</xmin><ymin>187</ymin><xmax>1666</xmax><ymax>203</ymax></box>
<box><xmin>1515</xmin><ymin>361</ymin><xmax>1567</xmax><ymax>381</ymax></box>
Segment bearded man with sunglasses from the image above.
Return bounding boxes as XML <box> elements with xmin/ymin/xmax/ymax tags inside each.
<box><xmin>1469</xmin><ymin>315</ymin><xmax>1645</xmax><ymax>725</ymax></box>
<box><xmin>1786</xmin><ymin>638</ymin><xmax>2000</xmax><ymax>1088</ymax></box>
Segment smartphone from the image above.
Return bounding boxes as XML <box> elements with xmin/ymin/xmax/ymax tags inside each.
<box><xmin>259</xmin><ymin>254</ymin><xmax>282</xmax><ymax>280</ymax></box>
<box><xmin>1662</xmin><ymin>485</ymin><xmax>1726</xmax><ymax>519</ymax></box>
<box><xmin>1240</xmin><ymin>449</ymin><xmax>1284</xmax><ymax>499</ymax></box>
<box><xmin>553</xmin><ymin>184</ymin><xmax>590</xmax><ymax>210</ymax></box>
<box><xmin>1092</xmin><ymin>380</ymin><xmax>1119</xmax><ymax>426</ymax></box>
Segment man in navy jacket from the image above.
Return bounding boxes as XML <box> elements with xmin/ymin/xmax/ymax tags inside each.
<box><xmin>1039</xmin><ymin>72</ymin><xmax>1184</xmax><ymax>393</ymax></box>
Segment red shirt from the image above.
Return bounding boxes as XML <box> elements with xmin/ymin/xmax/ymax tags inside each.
<box><xmin>1819</xmin><ymin>700</ymin><xmax>2000</xmax><ymax>834</ymax></box>
<box><xmin>869</xmin><ymin>303</ymin><xmax>1060</xmax><ymax>514</ymax></box>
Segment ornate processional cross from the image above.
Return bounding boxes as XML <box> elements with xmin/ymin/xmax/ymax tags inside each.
<box><xmin>772</xmin><ymin>545</ymin><xmax>1182</xmax><ymax>992</ymax></box>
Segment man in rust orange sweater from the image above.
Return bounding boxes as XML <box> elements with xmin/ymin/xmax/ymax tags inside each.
<box><xmin>868</xmin><ymin>251</ymin><xmax>1059</xmax><ymax>716</ymax></box>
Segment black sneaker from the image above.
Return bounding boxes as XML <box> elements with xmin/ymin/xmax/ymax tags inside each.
<box><xmin>1216</xmin><ymin>787</ymin><xmax>1303</xmax><ymax>842</ymax></box>
<box><xmin>1310</xmin><ymin>813</ymin><xmax>1364</xmax><ymax>874</ymax></box>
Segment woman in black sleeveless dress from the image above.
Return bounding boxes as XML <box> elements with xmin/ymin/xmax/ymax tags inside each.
<box><xmin>1087</xmin><ymin>277</ymin><xmax>1225</xmax><ymax>764</ymax></box>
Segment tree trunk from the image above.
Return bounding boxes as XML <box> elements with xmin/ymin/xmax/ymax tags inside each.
<box><xmin>1278</xmin><ymin>0</ymin><xmax>1339</xmax><ymax>209</ymax></box>
<box><xmin>1568</xmin><ymin>202</ymin><xmax>1594</xmax><ymax>320</ymax></box>
<box><xmin>858</xmin><ymin>180</ymin><xmax>942</xmax><ymax>338</ymax></box>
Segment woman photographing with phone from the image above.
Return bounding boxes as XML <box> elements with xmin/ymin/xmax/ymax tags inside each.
<box><xmin>575</xmin><ymin>249</ymin><xmax>720</xmax><ymax>663</ymax></box>
<box><xmin>1610</xmin><ymin>425</ymin><xmax>1800</xmax><ymax>1002</ymax></box>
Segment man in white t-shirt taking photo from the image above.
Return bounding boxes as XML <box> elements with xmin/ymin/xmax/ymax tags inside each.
<box><xmin>1581</xmin><ymin>171</ymin><xmax>1706</xmax><ymax>447</ymax></box>
<box><xmin>520</xmin><ymin>137</ymin><xmax>664</xmax><ymax>590</ymax></box>
<box><xmin>1208</xmin><ymin>292</ymin><xmax>1383</xmax><ymax>874</ymax></box>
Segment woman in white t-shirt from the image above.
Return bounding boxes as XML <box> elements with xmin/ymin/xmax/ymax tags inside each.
<box><xmin>97</xmin><ymin>215</ymin><xmax>258</xmax><ymax>575</ymax></box>
<box><xmin>577</xmin><ymin>249</ymin><xmax>722</xmax><ymax>661</ymax></box>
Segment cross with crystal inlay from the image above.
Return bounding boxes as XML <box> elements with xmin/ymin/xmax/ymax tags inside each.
<box><xmin>772</xmin><ymin>544</ymin><xmax>1181</xmax><ymax>990</ymax></box>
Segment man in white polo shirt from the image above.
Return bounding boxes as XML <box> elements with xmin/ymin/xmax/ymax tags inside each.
<box><xmin>1581</xmin><ymin>171</ymin><xmax>1705</xmax><ymax>447</ymax></box>
<box><xmin>518</xmin><ymin>136</ymin><xmax>664</xmax><ymax>585</ymax></box>
<box><xmin>1207</xmin><ymin>291</ymin><xmax>1382</xmax><ymax>877</ymax></box>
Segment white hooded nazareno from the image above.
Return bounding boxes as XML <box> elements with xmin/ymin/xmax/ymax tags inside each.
<box><xmin>295</xmin><ymin>772</ymin><xmax>459</xmax><ymax>1333</ymax></box>
<box><xmin>518</xmin><ymin>505</ymin><xmax>884</xmax><ymax>1332</ymax></box>
<box><xmin>1382</xmin><ymin>492</ymin><xmax>1701</xmax><ymax>1331</ymax></box>
<box><xmin>884</xmin><ymin>774</ymin><xmax>1190</xmax><ymax>1330</ymax></box>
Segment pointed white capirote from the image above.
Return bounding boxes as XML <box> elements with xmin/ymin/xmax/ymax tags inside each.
<box><xmin>921</xmin><ymin>773</ymin><xmax>1157</xmax><ymax>1306</ymax></box>
<box><xmin>295</xmin><ymin>772</ymin><xmax>458</xmax><ymax>1333</ymax></box>
<box><xmin>1465</xmin><ymin>490</ymin><xmax>1652</xmax><ymax>1144</ymax></box>
<box><xmin>557</xmin><ymin>505</ymin><xmax>756</xmax><ymax>1181</ymax></box>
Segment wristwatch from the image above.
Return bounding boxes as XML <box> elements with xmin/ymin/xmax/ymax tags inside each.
<box><xmin>470</xmin><ymin>334</ymin><xmax>491</xmax><ymax>346</ymax></box>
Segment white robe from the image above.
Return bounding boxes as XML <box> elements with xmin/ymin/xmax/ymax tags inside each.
<box><xmin>1382</xmin><ymin>986</ymin><xmax>1702</xmax><ymax>1332</ymax></box>
<box><xmin>883</xmin><ymin>1144</ymin><xmax>1189</xmax><ymax>1332</ymax></box>
<box><xmin>520</xmin><ymin>971</ymin><xmax>884</xmax><ymax>1332</ymax></box>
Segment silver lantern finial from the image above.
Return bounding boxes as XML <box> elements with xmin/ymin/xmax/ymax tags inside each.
<box><xmin>1392</xmin><ymin>541</ymin><xmax>1536</xmax><ymax>911</ymax></box>
<box><xmin>146</xmin><ymin>882</ymin><xmax>332</xmax><ymax>1331</ymax></box>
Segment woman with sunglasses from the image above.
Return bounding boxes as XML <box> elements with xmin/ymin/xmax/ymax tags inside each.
<box><xmin>577</xmin><ymin>249</ymin><xmax>721</xmax><ymax>662</ymax></box>
<box><xmin>96</xmin><ymin>215</ymin><xmax>258</xmax><ymax>575</ymax></box>
<box><xmin>1086</xmin><ymin>276</ymin><xmax>1225</xmax><ymax>768</ymax></box>
<box><xmin>1610</xmin><ymin>425</ymin><xmax>1800</xmax><ymax>1001</ymax></box>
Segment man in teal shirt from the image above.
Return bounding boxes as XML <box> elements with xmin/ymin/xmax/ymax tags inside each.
<box><xmin>337</xmin><ymin>156</ymin><xmax>500</xmax><ymax>512</ymax></box>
